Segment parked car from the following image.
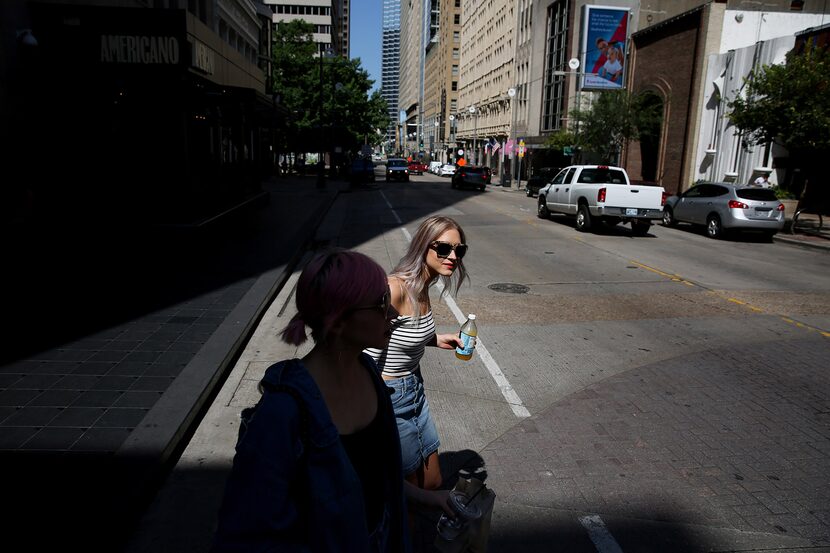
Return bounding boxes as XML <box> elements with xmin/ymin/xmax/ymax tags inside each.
<box><xmin>350</xmin><ymin>157</ymin><xmax>376</xmax><ymax>185</ymax></box>
<box><xmin>385</xmin><ymin>158</ymin><xmax>410</xmax><ymax>181</ymax></box>
<box><xmin>525</xmin><ymin>167</ymin><xmax>562</xmax><ymax>197</ymax></box>
<box><xmin>439</xmin><ymin>164</ymin><xmax>456</xmax><ymax>177</ymax></box>
<box><xmin>537</xmin><ymin>165</ymin><xmax>666</xmax><ymax>235</ymax></box>
<box><xmin>662</xmin><ymin>182</ymin><xmax>785</xmax><ymax>240</ymax></box>
<box><xmin>408</xmin><ymin>160</ymin><xmax>427</xmax><ymax>175</ymax></box>
<box><xmin>451</xmin><ymin>165</ymin><xmax>491</xmax><ymax>190</ymax></box>
<box><xmin>429</xmin><ymin>161</ymin><xmax>442</xmax><ymax>174</ymax></box>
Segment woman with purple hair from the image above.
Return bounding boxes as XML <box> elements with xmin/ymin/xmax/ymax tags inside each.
<box><xmin>213</xmin><ymin>249</ymin><xmax>449</xmax><ymax>552</ymax></box>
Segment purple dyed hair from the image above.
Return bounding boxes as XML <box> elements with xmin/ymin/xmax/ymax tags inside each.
<box><xmin>281</xmin><ymin>249</ymin><xmax>388</xmax><ymax>346</ymax></box>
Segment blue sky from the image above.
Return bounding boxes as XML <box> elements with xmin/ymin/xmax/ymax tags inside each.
<box><xmin>351</xmin><ymin>0</ymin><xmax>382</xmax><ymax>93</ymax></box>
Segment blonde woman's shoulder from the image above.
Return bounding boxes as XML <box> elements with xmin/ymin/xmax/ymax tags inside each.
<box><xmin>387</xmin><ymin>276</ymin><xmax>409</xmax><ymax>314</ymax></box>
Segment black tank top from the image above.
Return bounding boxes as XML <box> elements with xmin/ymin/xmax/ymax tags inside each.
<box><xmin>340</xmin><ymin>403</ymin><xmax>385</xmax><ymax>532</ymax></box>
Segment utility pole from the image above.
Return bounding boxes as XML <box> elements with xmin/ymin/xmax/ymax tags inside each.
<box><xmin>506</xmin><ymin>87</ymin><xmax>517</xmax><ymax>188</ymax></box>
<box><xmin>469</xmin><ymin>105</ymin><xmax>477</xmax><ymax>165</ymax></box>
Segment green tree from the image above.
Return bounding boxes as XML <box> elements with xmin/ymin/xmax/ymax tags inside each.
<box><xmin>728</xmin><ymin>43</ymin><xmax>830</xmax><ymax>155</ymax></box>
<box><xmin>567</xmin><ymin>89</ymin><xmax>663</xmax><ymax>164</ymax></box>
<box><xmin>271</xmin><ymin>20</ymin><xmax>389</xmax><ymax>155</ymax></box>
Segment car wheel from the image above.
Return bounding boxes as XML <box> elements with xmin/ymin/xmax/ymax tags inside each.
<box><xmin>632</xmin><ymin>221</ymin><xmax>651</xmax><ymax>236</ymax></box>
<box><xmin>706</xmin><ymin>214</ymin><xmax>723</xmax><ymax>239</ymax></box>
<box><xmin>761</xmin><ymin>230</ymin><xmax>776</xmax><ymax>242</ymax></box>
<box><xmin>479</xmin><ymin>186</ymin><xmax>485</xmax><ymax>191</ymax></box>
<box><xmin>662</xmin><ymin>207</ymin><xmax>677</xmax><ymax>227</ymax></box>
<box><xmin>526</xmin><ymin>187</ymin><xmax>533</xmax><ymax>197</ymax></box>
<box><xmin>537</xmin><ymin>197</ymin><xmax>550</xmax><ymax>219</ymax></box>
<box><xmin>575</xmin><ymin>203</ymin><xmax>592</xmax><ymax>232</ymax></box>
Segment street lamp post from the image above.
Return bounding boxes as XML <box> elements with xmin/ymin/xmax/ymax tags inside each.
<box><xmin>433</xmin><ymin>119</ymin><xmax>440</xmax><ymax>161</ymax></box>
<box><xmin>449</xmin><ymin>114</ymin><xmax>456</xmax><ymax>162</ymax></box>
<box><xmin>469</xmin><ymin>105</ymin><xmax>477</xmax><ymax>165</ymax></box>
<box><xmin>316</xmin><ymin>44</ymin><xmax>333</xmax><ymax>189</ymax></box>
<box><xmin>553</xmin><ymin>65</ymin><xmax>594</xmax><ymax>164</ymax></box>
<box><xmin>506</xmin><ymin>87</ymin><xmax>517</xmax><ymax>188</ymax></box>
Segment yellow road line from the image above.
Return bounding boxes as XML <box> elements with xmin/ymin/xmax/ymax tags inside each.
<box><xmin>629</xmin><ymin>261</ymin><xmax>829</xmax><ymax>339</ymax></box>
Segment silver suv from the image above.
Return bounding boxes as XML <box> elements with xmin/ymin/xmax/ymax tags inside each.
<box><xmin>663</xmin><ymin>182</ymin><xmax>784</xmax><ymax>240</ymax></box>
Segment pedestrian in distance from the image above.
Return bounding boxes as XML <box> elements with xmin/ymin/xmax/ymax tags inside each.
<box><xmin>213</xmin><ymin>249</ymin><xmax>418</xmax><ymax>552</ymax></box>
<box><xmin>754</xmin><ymin>172</ymin><xmax>772</xmax><ymax>188</ymax></box>
<box><xmin>365</xmin><ymin>216</ymin><xmax>470</xmax><ymax>505</ymax></box>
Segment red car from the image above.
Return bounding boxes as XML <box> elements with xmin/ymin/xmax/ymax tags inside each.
<box><xmin>407</xmin><ymin>161</ymin><xmax>427</xmax><ymax>175</ymax></box>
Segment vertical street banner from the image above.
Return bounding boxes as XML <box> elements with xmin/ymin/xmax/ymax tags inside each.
<box><xmin>581</xmin><ymin>5</ymin><xmax>630</xmax><ymax>90</ymax></box>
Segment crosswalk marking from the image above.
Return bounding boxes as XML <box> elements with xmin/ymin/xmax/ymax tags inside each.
<box><xmin>579</xmin><ymin>515</ymin><xmax>624</xmax><ymax>553</ymax></box>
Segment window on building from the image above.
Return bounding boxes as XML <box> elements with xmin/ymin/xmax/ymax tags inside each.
<box><xmin>452</xmin><ymin>64</ymin><xmax>458</xmax><ymax>76</ymax></box>
<box><xmin>452</xmin><ymin>47</ymin><xmax>459</xmax><ymax>59</ymax></box>
<box><xmin>454</xmin><ymin>14</ymin><xmax>460</xmax><ymax>25</ymax></box>
<box><xmin>453</xmin><ymin>31</ymin><xmax>460</xmax><ymax>42</ymax></box>
<box><xmin>451</xmin><ymin>81</ymin><xmax>457</xmax><ymax>91</ymax></box>
<box><xmin>541</xmin><ymin>0</ymin><xmax>568</xmax><ymax>132</ymax></box>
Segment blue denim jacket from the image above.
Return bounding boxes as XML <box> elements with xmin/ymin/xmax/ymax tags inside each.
<box><xmin>212</xmin><ymin>355</ymin><xmax>410</xmax><ymax>553</ymax></box>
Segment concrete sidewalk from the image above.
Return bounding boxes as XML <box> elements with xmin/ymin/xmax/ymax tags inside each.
<box><xmin>0</xmin><ymin>175</ymin><xmax>344</xmax><ymax>552</ymax></box>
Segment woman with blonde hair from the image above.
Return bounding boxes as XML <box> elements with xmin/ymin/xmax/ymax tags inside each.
<box><xmin>366</xmin><ymin>216</ymin><xmax>469</xmax><ymax>496</ymax></box>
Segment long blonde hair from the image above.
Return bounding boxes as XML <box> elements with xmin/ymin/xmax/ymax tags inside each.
<box><xmin>391</xmin><ymin>216</ymin><xmax>468</xmax><ymax>318</ymax></box>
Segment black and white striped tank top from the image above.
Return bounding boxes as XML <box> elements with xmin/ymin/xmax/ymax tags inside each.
<box><xmin>365</xmin><ymin>311</ymin><xmax>436</xmax><ymax>378</ymax></box>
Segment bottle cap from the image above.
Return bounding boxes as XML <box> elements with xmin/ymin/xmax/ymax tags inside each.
<box><xmin>468</xmin><ymin>314</ymin><xmax>476</xmax><ymax>320</ymax></box>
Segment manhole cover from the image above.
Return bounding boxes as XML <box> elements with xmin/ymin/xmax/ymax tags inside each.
<box><xmin>488</xmin><ymin>283</ymin><xmax>529</xmax><ymax>294</ymax></box>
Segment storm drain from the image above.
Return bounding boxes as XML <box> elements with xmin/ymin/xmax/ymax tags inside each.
<box><xmin>488</xmin><ymin>283</ymin><xmax>530</xmax><ymax>294</ymax></box>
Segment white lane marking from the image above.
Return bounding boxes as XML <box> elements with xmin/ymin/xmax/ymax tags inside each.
<box><xmin>579</xmin><ymin>515</ymin><xmax>624</xmax><ymax>553</ymax></box>
<box><xmin>379</xmin><ymin>191</ymin><xmax>530</xmax><ymax>419</ymax></box>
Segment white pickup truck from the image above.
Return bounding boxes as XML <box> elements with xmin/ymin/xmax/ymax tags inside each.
<box><xmin>536</xmin><ymin>165</ymin><xmax>666</xmax><ymax>235</ymax></box>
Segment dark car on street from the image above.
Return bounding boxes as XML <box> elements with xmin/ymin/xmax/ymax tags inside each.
<box><xmin>451</xmin><ymin>165</ymin><xmax>491</xmax><ymax>191</ymax></box>
<box><xmin>385</xmin><ymin>158</ymin><xmax>410</xmax><ymax>182</ymax></box>
<box><xmin>350</xmin><ymin>157</ymin><xmax>376</xmax><ymax>185</ymax></box>
<box><xmin>525</xmin><ymin>167</ymin><xmax>562</xmax><ymax>197</ymax></box>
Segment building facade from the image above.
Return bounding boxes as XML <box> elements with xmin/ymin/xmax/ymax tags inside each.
<box><xmin>422</xmin><ymin>0</ymin><xmax>462</xmax><ymax>163</ymax></box>
<box><xmin>264</xmin><ymin>0</ymin><xmax>334</xmax><ymax>51</ymax></box>
<box><xmin>3</xmin><ymin>0</ymin><xmax>275</xmax><ymax>224</ymax></box>
<box><xmin>456</xmin><ymin>0</ymin><xmax>516</xmax><ymax>171</ymax></box>
<box><xmin>381</xmin><ymin>0</ymin><xmax>401</xmax><ymax>148</ymax></box>
<box><xmin>625</xmin><ymin>0</ymin><xmax>829</xmax><ymax>194</ymax></box>
<box><xmin>398</xmin><ymin>0</ymin><xmax>423</xmax><ymax>153</ymax></box>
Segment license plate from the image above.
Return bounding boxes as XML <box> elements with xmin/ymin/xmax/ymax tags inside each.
<box><xmin>625</xmin><ymin>208</ymin><xmax>638</xmax><ymax>216</ymax></box>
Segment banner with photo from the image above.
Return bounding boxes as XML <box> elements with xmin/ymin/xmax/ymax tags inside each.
<box><xmin>581</xmin><ymin>5</ymin><xmax>630</xmax><ymax>90</ymax></box>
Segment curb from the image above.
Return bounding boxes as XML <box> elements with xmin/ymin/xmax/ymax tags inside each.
<box><xmin>773</xmin><ymin>233</ymin><xmax>830</xmax><ymax>252</ymax></box>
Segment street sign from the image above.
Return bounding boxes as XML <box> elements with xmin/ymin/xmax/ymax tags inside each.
<box><xmin>518</xmin><ymin>139</ymin><xmax>526</xmax><ymax>158</ymax></box>
<box><xmin>568</xmin><ymin>57</ymin><xmax>580</xmax><ymax>70</ymax></box>
<box><xmin>563</xmin><ymin>146</ymin><xmax>573</xmax><ymax>156</ymax></box>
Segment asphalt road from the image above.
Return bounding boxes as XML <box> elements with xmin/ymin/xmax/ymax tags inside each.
<box><xmin>341</xmin><ymin>168</ymin><xmax>830</xmax><ymax>552</ymax></box>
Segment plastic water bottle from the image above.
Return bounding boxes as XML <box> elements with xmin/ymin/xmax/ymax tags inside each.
<box><xmin>455</xmin><ymin>314</ymin><xmax>477</xmax><ymax>361</ymax></box>
<box><xmin>436</xmin><ymin>490</ymin><xmax>482</xmax><ymax>541</ymax></box>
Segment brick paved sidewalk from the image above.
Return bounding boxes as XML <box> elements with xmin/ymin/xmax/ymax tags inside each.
<box><xmin>0</xmin><ymin>176</ymin><xmax>341</xmax><ymax>552</ymax></box>
<box><xmin>485</xmin><ymin>337</ymin><xmax>830</xmax><ymax>551</ymax></box>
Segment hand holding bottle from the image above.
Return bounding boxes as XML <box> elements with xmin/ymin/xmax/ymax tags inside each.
<box><xmin>455</xmin><ymin>314</ymin><xmax>477</xmax><ymax>361</ymax></box>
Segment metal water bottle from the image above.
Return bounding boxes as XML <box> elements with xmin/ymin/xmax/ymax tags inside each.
<box><xmin>455</xmin><ymin>314</ymin><xmax>477</xmax><ymax>361</ymax></box>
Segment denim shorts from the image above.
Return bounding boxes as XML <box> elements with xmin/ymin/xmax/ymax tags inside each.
<box><xmin>386</xmin><ymin>371</ymin><xmax>440</xmax><ymax>476</ymax></box>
